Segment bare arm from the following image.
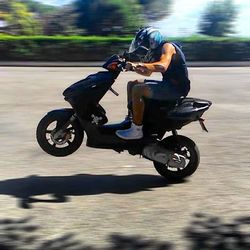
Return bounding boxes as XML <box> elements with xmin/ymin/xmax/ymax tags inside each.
<box><xmin>134</xmin><ymin>43</ymin><xmax>176</xmax><ymax>76</ymax></box>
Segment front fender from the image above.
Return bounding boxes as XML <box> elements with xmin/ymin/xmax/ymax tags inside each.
<box><xmin>47</xmin><ymin>108</ymin><xmax>82</xmax><ymax>129</ymax></box>
<box><xmin>47</xmin><ymin>108</ymin><xmax>75</xmax><ymax>119</ymax></box>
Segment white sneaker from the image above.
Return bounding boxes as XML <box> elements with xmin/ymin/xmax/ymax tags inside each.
<box><xmin>116</xmin><ymin>123</ymin><xmax>143</xmax><ymax>140</ymax></box>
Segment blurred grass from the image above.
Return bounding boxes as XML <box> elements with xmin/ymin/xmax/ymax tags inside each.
<box><xmin>1</xmin><ymin>34</ymin><xmax>250</xmax><ymax>42</ymax></box>
<box><xmin>0</xmin><ymin>35</ymin><xmax>133</xmax><ymax>42</ymax></box>
<box><xmin>1</xmin><ymin>35</ymin><xmax>250</xmax><ymax>61</ymax></box>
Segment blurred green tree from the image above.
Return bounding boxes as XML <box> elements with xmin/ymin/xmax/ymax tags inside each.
<box><xmin>20</xmin><ymin>0</ymin><xmax>76</xmax><ymax>35</ymax></box>
<box><xmin>0</xmin><ymin>0</ymin><xmax>11</xmax><ymax>24</ymax></box>
<box><xmin>0</xmin><ymin>0</ymin><xmax>42</xmax><ymax>35</ymax></box>
<box><xmin>139</xmin><ymin>0</ymin><xmax>172</xmax><ymax>21</ymax></box>
<box><xmin>74</xmin><ymin>0</ymin><xmax>144</xmax><ymax>35</ymax></box>
<box><xmin>199</xmin><ymin>0</ymin><xmax>238</xmax><ymax>37</ymax></box>
<box><xmin>0</xmin><ymin>0</ymin><xmax>11</xmax><ymax>12</ymax></box>
<box><xmin>1</xmin><ymin>0</ymin><xmax>173</xmax><ymax>36</ymax></box>
<box><xmin>42</xmin><ymin>5</ymin><xmax>81</xmax><ymax>35</ymax></box>
<box><xmin>74</xmin><ymin>0</ymin><xmax>172</xmax><ymax>35</ymax></box>
<box><xmin>20</xmin><ymin>0</ymin><xmax>56</xmax><ymax>15</ymax></box>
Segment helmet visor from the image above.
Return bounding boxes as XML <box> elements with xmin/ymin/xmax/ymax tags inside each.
<box><xmin>129</xmin><ymin>38</ymin><xmax>137</xmax><ymax>53</ymax></box>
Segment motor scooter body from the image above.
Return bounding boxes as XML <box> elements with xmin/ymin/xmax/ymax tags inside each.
<box><xmin>36</xmin><ymin>54</ymin><xmax>212</xmax><ymax>180</ymax></box>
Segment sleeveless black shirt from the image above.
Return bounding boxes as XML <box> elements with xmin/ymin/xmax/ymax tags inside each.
<box><xmin>145</xmin><ymin>42</ymin><xmax>190</xmax><ymax>96</ymax></box>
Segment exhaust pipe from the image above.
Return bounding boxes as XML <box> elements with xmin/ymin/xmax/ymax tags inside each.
<box><xmin>142</xmin><ymin>144</ymin><xmax>186</xmax><ymax>169</ymax></box>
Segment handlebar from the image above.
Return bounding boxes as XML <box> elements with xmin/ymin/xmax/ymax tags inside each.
<box><xmin>117</xmin><ymin>60</ymin><xmax>127</xmax><ymax>71</ymax></box>
<box><xmin>103</xmin><ymin>54</ymin><xmax>137</xmax><ymax>96</ymax></box>
<box><xmin>102</xmin><ymin>54</ymin><xmax>127</xmax><ymax>72</ymax></box>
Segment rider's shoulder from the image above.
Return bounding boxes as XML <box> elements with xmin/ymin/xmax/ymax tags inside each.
<box><xmin>162</xmin><ymin>42</ymin><xmax>176</xmax><ymax>54</ymax></box>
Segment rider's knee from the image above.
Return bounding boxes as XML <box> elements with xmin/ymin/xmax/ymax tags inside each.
<box><xmin>127</xmin><ymin>81</ymin><xmax>134</xmax><ymax>89</ymax></box>
<box><xmin>132</xmin><ymin>84</ymin><xmax>151</xmax><ymax>97</ymax></box>
<box><xmin>127</xmin><ymin>80</ymin><xmax>138</xmax><ymax>88</ymax></box>
<box><xmin>128</xmin><ymin>79</ymin><xmax>144</xmax><ymax>86</ymax></box>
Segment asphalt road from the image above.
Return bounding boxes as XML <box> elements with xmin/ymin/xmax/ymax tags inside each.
<box><xmin>0</xmin><ymin>67</ymin><xmax>249</xmax><ymax>249</ymax></box>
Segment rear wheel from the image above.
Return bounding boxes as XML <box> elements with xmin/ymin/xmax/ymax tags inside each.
<box><xmin>153</xmin><ymin>135</ymin><xmax>200</xmax><ymax>180</ymax></box>
<box><xmin>36</xmin><ymin>111</ymin><xmax>84</xmax><ymax>157</ymax></box>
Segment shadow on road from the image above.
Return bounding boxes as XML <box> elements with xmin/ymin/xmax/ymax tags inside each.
<box><xmin>0</xmin><ymin>216</ymin><xmax>173</xmax><ymax>249</ymax></box>
<box><xmin>0</xmin><ymin>174</ymin><xmax>185</xmax><ymax>209</ymax></box>
<box><xmin>0</xmin><ymin>214</ymin><xmax>249</xmax><ymax>249</ymax></box>
<box><xmin>185</xmin><ymin>213</ymin><xmax>250</xmax><ymax>250</ymax></box>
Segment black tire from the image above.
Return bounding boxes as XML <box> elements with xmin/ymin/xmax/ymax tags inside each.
<box><xmin>153</xmin><ymin>135</ymin><xmax>200</xmax><ymax>180</ymax></box>
<box><xmin>36</xmin><ymin>111</ymin><xmax>84</xmax><ymax>157</ymax></box>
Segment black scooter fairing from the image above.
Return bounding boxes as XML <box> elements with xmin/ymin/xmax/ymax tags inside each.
<box><xmin>63</xmin><ymin>71</ymin><xmax>116</xmax><ymax>118</ymax></box>
<box><xmin>63</xmin><ymin>71</ymin><xmax>115</xmax><ymax>102</ymax></box>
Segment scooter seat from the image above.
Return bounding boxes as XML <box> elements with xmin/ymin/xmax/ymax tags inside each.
<box><xmin>168</xmin><ymin>97</ymin><xmax>212</xmax><ymax>120</ymax></box>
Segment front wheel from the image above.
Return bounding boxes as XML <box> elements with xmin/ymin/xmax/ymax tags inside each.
<box><xmin>36</xmin><ymin>110</ymin><xmax>84</xmax><ymax>157</ymax></box>
<box><xmin>153</xmin><ymin>135</ymin><xmax>200</xmax><ymax>180</ymax></box>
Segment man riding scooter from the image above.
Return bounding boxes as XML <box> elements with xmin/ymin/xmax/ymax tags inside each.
<box><xmin>37</xmin><ymin>27</ymin><xmax>211</xmax><ymax>179</ymax></box>
<box><xmin>116</xmin><ymin>27</ymin><xmax>191</xmax><ymax>140</ymax></box>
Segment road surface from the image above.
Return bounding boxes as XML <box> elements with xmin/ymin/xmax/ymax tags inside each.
<box><xmin>0</xmin><ymin>67</ymin><xmax>249</xmax><ymax>249</ymax></box>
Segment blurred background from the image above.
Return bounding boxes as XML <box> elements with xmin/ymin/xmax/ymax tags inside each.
<box><xmin>0</xmin><ymin>0</ymin><xmax>250</xmax><ymax>61</ymax></box>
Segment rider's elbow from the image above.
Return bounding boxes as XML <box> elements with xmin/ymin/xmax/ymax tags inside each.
<box><xmin>157</xmin><ymin>64</ymin><xmax>168</xmax><ymax>73</ymax></box>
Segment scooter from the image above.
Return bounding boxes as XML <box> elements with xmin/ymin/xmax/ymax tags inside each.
<box><xmin>36</xmin><ymin>53</ymin><xmax>212</xmax><ymax>180</ymax></box>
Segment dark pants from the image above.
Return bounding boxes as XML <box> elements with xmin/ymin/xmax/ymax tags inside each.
<box><xmin>144</xmin><ymin>79</ymin><xmax>190</xmax><ymax>101</ymax></box>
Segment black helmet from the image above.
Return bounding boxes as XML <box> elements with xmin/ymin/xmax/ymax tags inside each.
<box><xmin>128</xmin><ymin>27</ymin><xmax>164</xmax><ymax>62</ymax></box>
<box><xmin>129</xmin><ymin>27</ymin><xmax>164</xmax><ymax>53</ymax></box>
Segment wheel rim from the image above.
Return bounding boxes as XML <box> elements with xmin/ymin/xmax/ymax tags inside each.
<box><xmin>166</xmin><ymin>145</ymin><xmax>191</xmax><ymax>172</ymax></box>
<box><xmin>45</xmin><ymin>121</ymin><xmax>76</xmax><ymax>149</ymax></box>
